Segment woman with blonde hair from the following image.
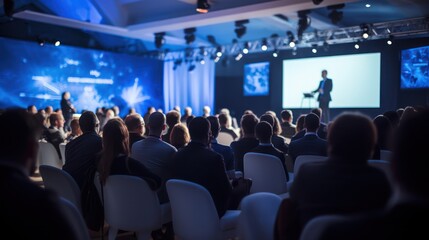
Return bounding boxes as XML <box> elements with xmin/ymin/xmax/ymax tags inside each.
<box><xmin>169</xmin><ymin>123</ymin><xmax>190</xmax><ymax>150</ymax></box>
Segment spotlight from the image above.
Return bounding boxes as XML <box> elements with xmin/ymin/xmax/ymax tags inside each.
<box><xmin>234</xmin><ymin>20</ymin><xmax>249</xmax><ymax>39</ymax></box>
<box><xmin>297</xmin><ymin>10</ymin><xmax>311</xmax><ymax>40</ymax></box>
<box><xmin>37</xmin><ymin>38</ymin><xmax>45</xmax><ymax>46</ymax></box>
<box><xmin>54</xmin><ymin>40</ymin><xmax>61</xmax><ymax>46</ymax></box>
<box><xmin>200</xmin><ymin>59</ymin><xmax>205</xmax><ymax>64</ymax></box>
<box><xmin>184</xmin><ymin>28</ymin><xmax>196</xmax><ymax>44</ymax></box>
<box><xmin>387</xmin><ymin>35</ymin><xmax>394</xmax><ymax>45</ymax></box>
<box><xmin>312</xmin><ymin>0</ymin><xmax>323</xmax><ymax>5</ymax></box>
<box><xmin>272</xmin><ymin>49</ymin><xmax>279</xmax><ymax>58</ymax></box>
<box><xmin>235</xmin><ymin>53</ymin><xmax>243</xmax><ymax>61</ymax></box>
<box><xmin>354</xmin><ymin>43</ymin><xmax>360</xmax><ymax>49</ymax></box>
<box><xmin>216</xmin><ymin>46</ymin><xmax>223</xmax><ymax>57</ymax></box>
<box><xmin>361</xmin><ymin>24</ymin><xmax>370</xmax><ymax>39</ymax></box>
<box><xmin>327</xmin><ymin>4</ymin><xmax>345</xmax><ymax>25</ymax></box>
<box><xmin>311</xmin><ymin>44</ymin><xmax>318</xmax><ymax>54</ymax></box>
<box><xmin>188</xmin><ymin>63</ymin><xmax>196</xmax><ymax>72</ymax></box>
<box><xmin>243</xmin><ymin>42</ymin><xmax>249</xmax><ymax>54</ymax></box>
<box><xmin>196</xmin><ymin>0</ymin><xmax>210</xmax><ymax>13</ymax></box>
<box><xmin>286</xmin><ymin>31</ymin><xmax>296</xmax><ymax>47</ymax></box>
<box><xmin>154</xmin><ymin>32</ymin><xmax>165</xmax><ymax>49</ymax></box>
<box><xmin>261</xmin><ymin>38</ymin><xmax>268</xmax><ymax>51</ymax></box>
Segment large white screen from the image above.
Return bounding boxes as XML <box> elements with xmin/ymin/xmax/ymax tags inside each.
<box><xmin>282</xmin><ymin>53</ymin><xmax>381</xmax><ymax>108</ymax></box>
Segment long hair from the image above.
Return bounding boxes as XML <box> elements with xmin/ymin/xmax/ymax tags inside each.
<box><xmin>98</xmin><ymin>118</ymin><xmax>130</xmax><ymax>185</ymax></box>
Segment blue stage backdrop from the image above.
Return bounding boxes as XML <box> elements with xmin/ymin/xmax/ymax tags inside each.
<box><xmin>0</xmin><ymin>37</ymin><xmax>163</xmax><ymax>117</ymax></box>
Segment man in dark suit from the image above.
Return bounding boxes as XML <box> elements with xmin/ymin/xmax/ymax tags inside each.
<box><xmin>0</xmin><ymin>108</ymin><xmax>77</xmax><ymax>239</ymax></box>
<box><xmin>288</xmin><ymin>113</ymin><xmax>327</xmax><ymax>164</ymax></box>
<box><xmin>280</xmin><ymin>109</ymin><xmax>297</xmax><ymax>139</ymax></box>
<box><xmin>124</xmin><ymin>113</ymin><xmax>145</xmax><ymax>150</ymax></box>
<box><xmin>250</xmin><ymin>121</ymin><xmax>290</xmax><ymax>181</ymax></box>
<box><xmin>63</xmin><ymin>111</ymin><xmax>102</xmax><ymax>189</ymax></box>
<box><xmin>171</xmin><ymin>117</ymin><xmax>232</xmax><ymax>218</ymax></box>
<box><xmin>312</xmin><ymin>70</ymin><xmax>333</xmax><ymax>123</ymax></box>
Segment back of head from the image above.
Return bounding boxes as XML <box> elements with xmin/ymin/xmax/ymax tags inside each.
<box><xmin>383</xmin><ymin>110</ymin><xmax>400</xmax><ymax>128</ymax></box>
<box><xmin>255</xmin><ymin>121</ymin><xmax>273</xmax><ymax>143</ymax></box>
<box><xmin>392</xmin><ymin>109</ymin><xmax>429</xmax><ymax>198</ymax></box>
<box><xmin>49</xmin><ymin>112</ymin><xmax>60</xmax><ymax>127</ymax></box>
<box><xmin>125</xmin><ymin>113</ymin><xmax>144</xmax><ymax>132</ymax></box>
<box><xmin>79</xmin><ymin>111</ymin><xmax>99</xmax><ymax>133</ymax></box>
<box><xmin>373</xmin><ymin>115</ymin><xmax>392</xmax><ymax>148</ymax></box>
<box><xmin>311</xmin><ymin>108</ymin><xmax>322</xmax><ymax>119</ymax></box>
<box><xmin>260</xmin><ymin>114</ymin><xmax>274</xmax><ymax>127</ymax></box>
<box><xmin>102</xmin><ymin>118</ymin><xmax>129</xmax><ymax>157</ymax></box>
<box><xmin>266</xmin><ymin>112</ymin><xmax>282</xmax><ymax>135</ymax></box>
<box><xmin>166</xmin><ymin>110</ymin><xmax>181</xmax><ymax>127</ymax></box>
<box><xmin>188</xmin><ymin>117</ymin><xmax>210</xmax><ymax>142</ymax></box>
<box><xmin>0</xmin><ymin>108</ymin><xmax>41</xmax><ymax>164</ymax></box>
<box><xmin>328</xmin><ymin>112</ymin><xmax>376</xmax><ymax>162</ymax></box>
<box><xmin>170</xmin><ymin>123</ymin><xmax>190</xmax><ymax>148</ymax></box>
<box><xmin>304</xmin><ymin>113</ymin><xmax>320</xmax><ymax>132</ymax></box>
<box><xmin>296</xmin><ymin>114</ymin><xmax>306</xmax><ymax>132</ymax></box>
<box><xmin>218</xmin><ymin>113</ymin><xmax>229</xmax><ymax>126</ymax></box>
<box><xmin>241</xmin><ymin>113</ymin><xmax>259</xmax><ymax>135</ymax></box>
<box><xmin>186</xmin><ymin>115</ymin><xmax>195</xmax><ymax>128</ymax></box>
<box><xmin>70</xmin><ymin>118</ymin><xmax>80</xmax><ymax>133</ymax></box>
<box><xmin>207</xmin><ymin>116</ymin><xmax>220</xmax><ymax>138</ymax></box>
<box><xmin>281</xmin><ymin>110</ymin><xmax>293</xmax><ymax>121</ymax></box>
<box><xmin>220</xmin><ymin>108</ymin><xmax>230</xmax><ymax>116</ymax></box>
<box><xmin>148</xmin><ymin>112</ymin><xmax>166</xmax><ymax>133</ymax></box>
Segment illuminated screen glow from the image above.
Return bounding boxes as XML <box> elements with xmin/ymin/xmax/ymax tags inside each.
<box><xmin>0</xmin><ymin>37</ymin><xmax>164</xmax><ymax>116</ymax></box>
<box><xmin>400</xmin><ymin>45</ymin><xmax>429</xmax><ymax>89</ymax></box>
<box><xmin>282</xmin><ymin>52</ymin><xmax>381</xmax><ymax>108</ymax></box>
<box><xmin>243</xmin><ymin>61</ymin><xmax>270</xmax><ymax>96</ymax></box>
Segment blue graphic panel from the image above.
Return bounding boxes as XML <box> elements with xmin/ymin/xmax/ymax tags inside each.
<box><xmin>243</xmin><ymin>61</ymin><xmax>270</xmax><ymax>96</ymax></box>
<box><xmin>401</xmin><ymin>45</ymin><xmax>429</xmax><ymax>89</ymax></box>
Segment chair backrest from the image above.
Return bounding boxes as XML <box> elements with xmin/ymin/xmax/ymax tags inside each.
<box><xmin>294</xmin><ymin>155</ymin><xmax>327</xmax><ymax>177</ymax></box>
<box><xmin>59</xmin><ymin>197</ymin><xmax>91</xmax><ymax>240</ymax></box>
<box><xmin>103</xmin><ymin>175</ymin><xmax>162</xmax><ymax>232</ymax></box>
<box><xmin>368</xmin><ymin>159</ymin><xmax>393</xmax><ymax>184</ymax></box>
<box><xmin>299</xmin><ymin>214</ymin><xmax>349</xmax><ymax>240</ymax></box>
<box><xmin>39</xmin><ymin>164</ymin><xmax>81</xmax><ymax>211</ymax></box>
<box><xmin>59</xmin><ymin>143</ymin><xmax>66</xmax><ymax>165</ymax></box>
<box><xmin>217</xmin><ymin>132</ymin><xmax>235</xmax><ymax>146</ymax></box>
<box><xmin>243</xmin><ymin>152</ymin><xmax>288</xmax><ymax>194</ymax></box>
<box><xmin>38</xmin><ymin>141</ymin><xmax>63</xmax><ymax>169</ymax></box>
<box><xmin>166</xmin><ymin>179</ymin><xmax>222</xmax><ymax>240</ymax></box>
<box><xmin>238</xmin><ymin>192</ymin><xmax>282</xmax><ymax>240</ymax></box>
<box><xmin>380</xmin><ymin>150</ymin><xmax>393</xmax><ymax>161</ymax></box>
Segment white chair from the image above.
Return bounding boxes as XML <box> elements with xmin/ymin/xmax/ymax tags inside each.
<box><xmin>243</xmin><ymin>152</ymin><xmax>288</xmax><ymax>195</ymax></box>
<box><xmin>380</xmin><ymin>150</ymin><xmax>393</xmax><ymax>161</ymax></box>
<box><xmin>238</xmin><ymin>192</ymin><xmax>282</xmax><ymax>240</ymax></box>
<box><xmin>217</xmin><ymin>132</ymin><xmax>235</xmax><ymax>146</ymax></box>
<box><xmin>294</xmin><ymin>155</ymin><xmax>327</xmax><ymax>177</ymax></box>
<box><xmin>299</xmin><ymin>214</ymin><xmax>349</xmax><ymax>240</ymax></box>
<box><xmin>38</xmin><ymin>140</ymin><xmax>63</xmax><ymax>169</ymax></box>
<box><xmin>39</xmin><ymin>164</ymin><xmax>81</xmax><ymax>211</ymax></box>
<box><xmin>103</xmin><ymin>175</ymin><xmax>170</xmax><ymax>240</ymax></box>
<box><xmin>59</xmin><ymin>197</ymin><xmax>91</xmax><ymax>240</ymax></box>
<box><xmin>59</xmin><ymin>142</ymin><xmax>67</xmax><ymax>164</ymax></box>
<box><xmin>166</xmin><ymin>179</ymin><xmax>240</xmax><ymax>240</ymax></box>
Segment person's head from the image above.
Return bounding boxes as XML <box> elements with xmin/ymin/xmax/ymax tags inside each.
<box><xmin>62</xmin><ymin>91</ymin><xmax>70</xmax><ymax>100</ymax></box>
<box><xmin>400</xmin><ymin>106</ymin><xmax>417</xmax><ymax>124</ymax></box>
<box><xmin>105</xmin><ymin>109</ymin><xmax>115</xmax><ymax>119</ymax></box>
<box><xmin>260</xmin><ymin>114</ymin><xmax>274</xmax><ymax>127</ymax></box>
<box><xmin>218</xmin><ymin>113</ymin><xmax>231</xmax><ymax>128</ymax></box>
<box><xmin>255</xmin><ymin>121</ymin><xmax>273</xmax><ymax>143</ymax></box>
<box><xmin>128</xmin><ymin>107</ymin><xmax>136</xmax><ymax>115</ymax></box>
<box><xmin>79</xmin><ymin>111</ymin><xmax>99</xmax><ymax>133</ymax></box>
<box><xmin>373</xmin><ymin>115</ymin><xmax>392</xmax><ymax>149</ymax></box>
<box><xmin>173</xmin><ymin>106</ymin><xmax>181</xmax><ymax>113</ymax></box>
<box><xmin>70</xmin><ymin>118</ymin><xmax>82</xmax><ymax>136</ymax></box>
<box><xmin>243</xmin><ymin>109</ymin><xmax>254</xmax><ymax>115</ymax></box>
<box><xmin>396</xmin><ymin>108</ymin><xmax>404</xmax><ymax>119</ymax></box>
<box><xmin>207</xmin><ymin>116</ymin><xmax>220</xmax><ymax>139</ymax></box>
<box><xmin>148</xmin><ymin>112</ymin><xmax>166</xmax><ymax>136</ymax></box>
<box><xmin>266</xmin><ymin>111</ymin><xmax>282</xmax><ymax>135</ymax></box>
<box><xmin>328</xmin><ymin>112</ymin><xmax>376</xmax><ymax>162</ymax></box>
<box><xmin>170</xmin><ymin>123</ymin><xmax>190</xmax><ymax>149</ymax></box>
<box><xmin>0</xmin><ymin>108</ymin><xmax>41</xmax><ymax>175</ymax></box>
<box><xmin>383</xmin><ymin>110</ymin><xmax>400</xmax><ymax>129</ymax></box>
<box><xmin>281</xmin><ymin>110</ymin><xmax>293</xmax><ymax>123</ymax></box>
<box><xmin>49</xmin><ymin>112</ymin><xmax>64</xmax><ymax>128</ymax></box>
<box><xmin>27</xmin><ymin>105</ymin><xmax>37</xmax><ymax>114</ymax></box>
<box><xmin>304</xmin><ymin>113</ymin><xmax>320</xmax><ymax>133</ymax></box>
<box><xmin>392</xmin><ymin>109</ymin><xmax>429</xmax><ymax>198</ymax></box>
<box><xmin>99</xmin><ymin>118</ymin><xmax>130</xmax><ymax>184</ymax></box>
<box><xmin>240</xmin><ymin>113</ymin><xmax>259</xmax><ymax>136</ymax></box>
<box><xmin>311</xmin><ymin>108</ymin><xmax>322</xmax><ymax>120</ymax></box>
<box><xmin>44</xmin><ymin>106</ymin><xmax>53</xmax><ymax>116</ymax></box>
<box><xmin>188</xmin><ymin>117</ymin><xmax>211</xmax><ymax>144</ymax></box>
<box><xmin>186</xmin><ymin>115</ymin><xmax>195</xmax><ymax>128</ymax></box>
<box><xmin>296</xmin><ymin>114</ymin><xmax>306</xmax><ymax>132</ymax></box>
<box><xmin>321</xmin><ymin>69</ymin><xmax>328</xmax><ymax>79</ymax></box>
<box><xmin>220</xmin><ymin>108</ymin><xmax>231</xmax><ymax>116</ymax></box>
<box><xmin>166</xmin><ymin>110</ymin><xmax>181</xmax><ymax>128</ymax></box>
<box><xmin>147</xmin><ymin>106</ymin><xmax>156</xmax><ymax>114</ymax></box>
<box><xmin>184</xmin><ymin>107</ymin><xmax>192</xmax><ymax>116</ymax></box>
<box><xmin>112</xmin><ymin>106</ymin><xmax>120</xmax><ymax>117</ymax></box>
<box><xmin>124</xmin><ymin>113</ymin><xmax>145</xmax><ymax>136</ymax></box>
<box><xmin>203</xmin><ymin>106</ymin><xmax>211</xmax><ymax>117</ymax></box>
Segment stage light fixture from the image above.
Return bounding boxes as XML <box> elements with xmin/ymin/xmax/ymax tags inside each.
<box><xmin>242</xmin><ymin>42</ymin><xmax>249</xmax><ymax>54</ymax></box>
<box><xmin>235</xmin><ymin>53</ymin><xmax>243</xmax><ymax>61</ymax></box>
<box><xmin>354</xmin><ymin>43</ymin><xmax>360</xmax><ymax>49</ymax></box>
<box><xmin>327</xmin><ymin>4</ymin><xmax>345</xmax><ymax>25</ymax></box>
<box><xmin>196</xmin><ymin>0</ymin><xmax>210</xmax><ymax>13</ymax></box>
<box><xmin>216</xmin><ymin>46</ymin><xmax>223</xmax><ymax>57</ymax></box>
<box><xmin>154</xmin><ymin>32</ymin><xmax>165</xmax><ymax>49</ymax></box>
<box><xmin>54</xmin><ymin>40</ymin><xmax>61</xmax><ymax>46</ymax></box>
<box><xmin>297</xmin><ymin>10</ymin><xmax>311</xmax><ymax>40</ymax></box>
<box><xmin>311</xmin><ymin>44</ymin><xmax>318</xmax><ymax>54</ymax></box>
<box><xmin>286</xmin><ymin>31</ymin><xmax>296</xmax><ymax>47</ymax></box>
<box><xmin>272</xmin><ymin>49</ymin><xmax>279</xmax><ymax>58</ymax></box>
<box><xmin>234</xmin><ymin>19</ymin><xmax>249</xmax><ymax>39</ymax></box>
<box><xmin>361</xmin><ymin>24</ymin><xmax>370</xmax><ymax>39</ymax></box>
<box><xmin>184</xmin><ymin>28</ymin><xmax>196</xmax><ymax>44</ymax></box>
<box><xmin>261</xmin><ymin>38</ymin><xmax>268</xmax><ymax>51</ymax></box>
<box><xmin>312</xmin><ymin>0</ymin><xmax>323</xmax><ymax>5</ymax></box>
<box><xmin>387</xmin><ymin>35</ymin><xmax>394</xmax><ymax>45</ymax></box>
<box><xmin>37</xmin><ymin>38</ymin><xmax>45</xmax><ymax>46</ymax></box>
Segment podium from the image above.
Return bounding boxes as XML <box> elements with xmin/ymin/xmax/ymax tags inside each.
<box><xmin>301</xmin><ymin>92</ymin><xmax>315</xmax><ymax>108</ymax></box>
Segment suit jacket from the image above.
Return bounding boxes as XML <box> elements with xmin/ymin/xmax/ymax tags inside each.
<box><xmin>272</xmin><ymin>135</ymin><xmax>289</xmax><ymax>153</ymax></box>
<box><xmin>289</xmin><ymin>157</ymin><xmax>391</xmax><ymax>237</ymax></box>
<box><xmin>250</xmin><ymin>144</ymin><xmax>289</xmax><ymax>181</ymax></box>
<box><xmin>314</xmin><ymin>78</ymin><xmax>333</xmax><ymax>102</ymax></box>
<box><xmin>288</xmin><ymin>133</ymin><xmax>328</xmax><ymax>163</ymax></box>
<box><xmin>280</xmin><ymin>122</ymin><xmax>297</xmax><ymax>139</ymax></box>
<box><xmin>171</xmin><ymin>141</ymin><xmax>232</xmax><ymax>218</ymax></box>
<box><xmin>0</xmin><ymin>162</ymin><xmax>77</xmax><ymax>239</ymax></box>
<box><xmin>291</xmin><ymin>128</ymin><xmax>326</xmax><ymax>142</ymax></box>
<box><xmin>230</xmin><ymin>137</ymin><xmax>260</xmax><ymax>172</ymax></box>
<box><xmin>211</xmin><ymin>139</ymin><xmax>235</xmax><ymax>172</ymax></box>
<box><xmin>63</xmin><ymin>131</ymin><xmax>102</xmax><ymax>189</ymax></box>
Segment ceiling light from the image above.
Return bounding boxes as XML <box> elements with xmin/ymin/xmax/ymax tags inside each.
<box><xmin>235</xmin><ymin>53</ymin><xmax>243</xmax><ymax>61</ymax></box>
<box><xmin>312</xmin><ymin>44</ymin><xmax>318</xmax><ymax>53</ymax></box>
<box><xmin>365</xmin><ymin>3</ymin><xmax>371</xmax><ymax>8</ymax></box>
<box><xmin>355</xmin><ymin>43</ymin><xmax>360</xmax><ymax>49</ymax></box>
<box><xmin>196</xmin><ymin>0</ymin><xmax>210</xmax><ymax>13</ymax></box>
<box><xmin>200</xmin><ymin>59</ymin><xmax>205</xmax><ymax>64</ymax></box>
<box><xmin>289</xmin><ymin>41</ymin><xmax>296</xmax><ymax>48</ymax></box>
<box><xmin>154</xmin><ymin>32</ymin><xmax>165</xmax><ymax>49</ymax></box>
<box><xmin>54</xmin><ymin>40</ymin><xmax>61</xmax><ymax>46</ymax></box>
<box><xmin>272</xmin><ymin>49</ymin><xmax>279</xmax><ymax>58</ymax></box>
<box><xmin>286</xmin><ymin>31</ymin><xmax>296</xmax><ymax>47</ymax></box>
<box><xmin>37</xmin><ymin>38</ymin><xmax>45</xmax><ymax>46</ymax></box>
<box><xmin>312</xmin><ymin>0</ymin><xmax>323</xmax><ymax>5</ymax></box>
<box><xmin>184</xmin><ymin>28</ymin><xmax>196</xmax><ymax>44</ymax></box>
<box><xmin>361</xmin><ymin>24</ymin><xmax>370</xmax><ymax>39</ymax></box>
<box><xmin>243</xmin><ymin>42</ymin><xmax>250</xmax><ymax>54</ymax></box>
<box><xmin>216</xmin><ymin>46</ymin><xmax>223</xmax><ymax>57</ymax></box>
<box><xmin>261</xmin><ymin>39</ymin><xmax>268</xmax><ymax>51</ymax></box>
<box><xmin>297</xmin><ymin>10</ymin><xmax>311</xmax><ymax>40</ymax></box>
<box><xmin>387</xmin><ymin>35</ymin><xmax>394</xmax><ymax>45</ymax></box>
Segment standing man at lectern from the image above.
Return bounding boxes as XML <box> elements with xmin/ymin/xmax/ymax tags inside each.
<box><xmin>312</xmin><ymin>69</ymin><xmax>333</xmax><ymax>123</ymax></box>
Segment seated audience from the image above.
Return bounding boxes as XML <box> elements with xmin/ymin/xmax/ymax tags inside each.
<box><xmin>162</xmin><ymin>110</ymin><xmax>181</xmax><ymax>144</ymax></box>
<box><xmin>46</xmin><ymin>112</ymin><xmax>66</xmax><ymax>159</ymax></box>
<box><xmin>231</xmin><ymin>113</ymin><xmax>260</xmax><ymax>172</ymax></box>
<box><xmin>219</xmin><ymin>112</ymin><xmax>238</xmax><ymax>140</ymax></box>
<box><xmin>124</xmin><ymin>113</ymin><xmax>145</xmax><ymax>150</ymax></box>
<box><xmin>250</xmin><ymin>121</ymin><xmax>289</xmax><ymax>181</ymax></box>
<box><xmin>180</xmin><ymin>106</ymin><xmax>193</xmax><ymax>124</ymax></box>
<box><xmin>372</xmin><ymin>115</ymin><xmax>392</xmax><ymax>160</ymax></box>
<box><xmin>65</xmin><ymin>118</ymin><xmax>82</xmax><ymax>142</ymax></box>
<box><xmin>169</xmin><ymin>123</ymin><xmax>190</xmax><ymax>149</ymax></box>
<box><xmin>280</xmin><ymin>109</ymin><xmax>297</xmax><ymax>139</ymax></box>
<box><xmin>290</xmin><ymin>114</ymin><xmax>306</xmax><ymax>142</ymax></box>
<box><xmin>0</xmin><ymin>108</ymin><xmax>78</xmax><ymax>239</ymax></box>
<box><xmin>287</xmin><ymin>113</ymin><xmax>327</xmax><ymax>164</ymax></box>
<box><xmin>171</xmin><ymin>117</ymin><xmax>232</xmax><ymax>218</ymax></box>
<box><xmin>260</xmin><ymin>113</ymin><xmax>289</xmax><ymax>154</ymax></box>
<box><xmin>383</xmin><ymin>110</ymin><xmax>400</xmax><ymax>130</ymax></box>
<box><xmin>310</xmin><ymin>108</ymin><xmax>328</xmax><ymax>139</ymax></box>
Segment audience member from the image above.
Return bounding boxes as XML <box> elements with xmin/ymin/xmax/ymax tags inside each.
<box><xmin>219</xmin><ymin>113</ymin><xmax>238</xmax><ymax>140</ymax></box>
<box><xmin>27</xmin><ymin>104</ymin><xmax>37</xmax><ymax>114</ymax></box>
<box><xmin>180</xmin><ymin>106</ymin><xmax>193</xmax><ymax>123</ymax></box>
<box><xmin>169</xmin><ymin>123</ymin><xmax>190</xmax><ymax>149</ymax></box>
<box><xmin>100</xmin><ymin>108</ymin><xmax>115</xmax><ymax>131</ymax></box>
<box><xmin>124</xmin><ymin>113</ymin><xmax>145</xmax><ymax>150</ymax></box>
<box><xmin>185</xmin><ymin>114</ymin><xmax>195</xmax><ymax>128</ymax></box>
<box><xmin>63</xmin><ymin>111</ymin><xmax>102</xmax><ymax>189</ymax></box>
<box><xmin>162</xmin><ymin>110</ymin><xmax>181</xmax><ymax>144</ymax></box>
<box><xmin>260</xmin><ymin>113</ymin><xmax>289</xmax><ymax>154</ymax></box>
<box><xmin>399</xmin><ymin>105</ymin><xmax>417</xmax><ymax>124</ymax></box>
<box><xmin>230</xmin><ymin>113</ymin><xmax>259</xmax><ymax>172</ymax></box>
<box><xmin>220</xmin><ymin>107</ymin><xmax>239</xmax><ymax>129</ymax></box>
<box><xmin>207</xmin><ymin>116</ymin><xmax>236</xmax><ymax>179</ymax></box>
<box><xmin>280</xmin><ymin>109</ymin><xmax>297</xmax><ymax>139</ymax></box>
<box><xmin>372</xmin><ymin>115</ymin><xmax>392</xmax><ymax>159</ymax></box>
<box><xmin>202</xmin><ymin>105</ymin><xmax>211</xmax><ymax>118</ymax></box>
<box><xmin>171</xmin><ymin>117</ymin><xmax>232</xmax><ymax>218</ymax></box>
<box><xmin>287</xmin><ymin>113</ymin><xmax>327</xmax><ymax>164</ymax></box>
<box><xmin>44</xmin><ymin>105</ymin><xmax>53</xmax><ymax>116</ymax></box>
<box><xmin>310</xmin><ymin>108</ymin><xmax>328</xmax><ymax>139</ymax></box>
<box><xmin>46</xmin><ymin>112</ymin><xmax>66</xmax><ymax>159</ymax></box>
<box><xmin>275</xmin><ymin>112</ymin><xmax>391</xmax><ymax>240</ymax></box>
<box><xmin>396</xmin><ymin>107</ymin><xmax>404</xmax><ymax>119</ymax></box>
<box><xmin>143</xmin><ymin>106</ymin><xmax>156</xmax><ymax>136</ymax></box>
<box><xmin>383</xmin><ymin>110</ymin><xmax>400</xmax><ymax>130</ymax></box>
<box><xmin>65</xmin><ymin>118</ymin><xmax>82</xmax><ymax>142</ymax></box>
<box><xmin>0</xmin><ymin>108</ymin><xmax>78</xmax><ymax>239</ymax></box>
<box><xmin>290</xmin><ymin>114</ymin><xmax>306</xmax><ymax>141</ymax></box>
<box><xmin>316</xmin><ymin>108</ymin><xmax>429</xmax><ymax>240</ymax></box>
<box><xmin>250</xmin><ymin>121</ymin><xmax>289</xmax><ymax>181</ymax></box>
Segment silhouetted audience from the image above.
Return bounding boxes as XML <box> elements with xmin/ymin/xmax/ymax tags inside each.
<box><xmin>260</xmin><ymin>113</ymin><xmax>289</xmax><ymax>154</ymax></box>
<box><xmin>46</xmin><ymin>112</ymin><xmax>66</xmax><ymax>159</ymax></box>
<box><xmin>162</xmin><ymin>110</ymin><xmax>181</xmax><ymax>144</ymax></box>
<box><xmin>280</xmin><ymin>109</ymin><xmax>297</xmax><ymax>139</ymax></box>
<box><xmin>372</xmin><ymin>114</ymin><xmax>392</xmax><ymax>160</ymax></box>
<box><xmin>219</xmin><ymin>112</ymin><xmax>238</xmax><ymax>140</ymax></box>
<box><xmin>124</xmin><ymin>113</ymin><xmax>145</xmax><ymax>150</ymax></box>
<box><xmin>169</xmin><ymin>123</ymin><xmax>190</xmax><ymax>150</ymax></box>
<box><xmin>180</xmin><ymin>106</ymin><xmax>193</xmax><ymax>124</ymax></box>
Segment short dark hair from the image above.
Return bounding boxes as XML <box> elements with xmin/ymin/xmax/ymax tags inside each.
<box><xmin>124</xmin><ymin>113</ymin><xmax>144</xmax><ymax>132</ymax></box>
<box><xmin>260</xmin><ymin>114</ymin><xmax>274</xmax><ymax>127</ymax></box>
<box><xmin>166</xmin><ymin>110</ymin><xmax>181</xmax><ymax>128</ymax></box>
<box><xmin>281</xmin><ymin>110</ymin><xmax>292</xmax><ymax>121</ymax></box>
<box><xmin>148</xmin><ymin>112</ymin><xmax>165</xmax><ymax>132</ymax></box>
<box><xmin>218</xmin><ymin>113</ymin><xmax>228</xmax><ymax>126</ymax></box>
<box><xmin>311</xmin><ymin>108</ymin><xmax>322</xmax><ymax>119</ymax></box>
<box><xmin>189</xmin><ymin>117</ymin><xmax>210</xmax><ymax>141</ymax></box>
<box><xmin>304</xmin><ymin>113</ymin><xmax>320</xmax><ymax>132</ymax></box>
<box><xmin>207</xmin><ymin>116</ymin><xmax>220</xmax><ymax>138</ymax></box>
<box><xmin>240</xmin><ymin>113</ymin><xmax>259</xmax><ymax>135</ymax></box>
<box><xmin>328</xmin><ymin>112</ymin><xmax>376</xmax><ymax>162</ymax></box>
<box><xmin>296</xmin><ymin>114</ymin><xmax>306</xmax><ymax>132</ymax></box>
<box><xmin>255</xmin><ymin>121</ymin><xmax>272</xmax><ymax>142</ymax></box>
<box><xmin>79</xmin><ymin>111</ymin><xmax>99</xmax><ymax>133</ymax></box>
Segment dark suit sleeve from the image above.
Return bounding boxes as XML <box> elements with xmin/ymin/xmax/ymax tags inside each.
<box><xmin>325</xmin><ymin>79</ymin><xmax>333</xmax><ymax>94</ymax></box>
